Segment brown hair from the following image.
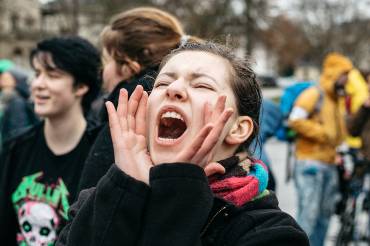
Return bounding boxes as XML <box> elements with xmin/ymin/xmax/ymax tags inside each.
<box><xmin>160</xmin><ymin>41</ymin><xmax>262</xmax><ymax>150</ymax></box>
<box><xmin>101</xmin><ymin>7</ymin><xmax>185</xmax><ymax>69</ymax></box>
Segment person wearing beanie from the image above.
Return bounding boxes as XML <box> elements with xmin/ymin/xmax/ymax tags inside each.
<box><xmin>0</xmin><ymin>59</ymin><xmax>14</xmax><ymax>74</ymax></box>
<box><xmin>288</xmin><ymin>52</ymin><xmax>353</xmax><ymax>246</ymax></box>
<box><xmin>0</xmin><ymin>67</ymin><xmax>38</xmax><ymax>142</ymax></box>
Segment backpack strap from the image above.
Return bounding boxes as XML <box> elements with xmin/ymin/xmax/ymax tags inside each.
<box><xmin>312</xmin><ymin>86</ymin><xmax>324</xmax><ymax>115</ymax></box>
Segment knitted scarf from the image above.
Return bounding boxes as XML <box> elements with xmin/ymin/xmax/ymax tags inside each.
<box><xmin>208</xmin><ymin>156</ymin><xmax>269</xmax><ymax>207</ymax></box>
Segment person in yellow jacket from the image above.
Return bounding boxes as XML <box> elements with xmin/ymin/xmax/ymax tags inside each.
<box><xmin>288</xmin><ymin>52</ymin><xmax>352</xmax><ymax>246</ymax></box>
<box><xmin>344</xmin><ymin>69</ymin><xmax>369</xmax><ymax>150</ymax></box>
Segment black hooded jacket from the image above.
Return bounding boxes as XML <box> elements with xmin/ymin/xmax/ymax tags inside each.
<box><xmin>57</xmin><ymin>162</ymin><xmax>309</xmax><ymax>246</ymax></box>
<box><xmin>78</xmin><ymin>68</ymin><xmax>156</xmax><ymax>191</ymax></box>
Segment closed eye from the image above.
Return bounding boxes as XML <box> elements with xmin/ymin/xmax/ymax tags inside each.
<box><xmin>154</xmin><ymin>81</ymin><xmax>171</xmax><ymax>88</ymax></box>
<box><xmin>193</xmin><ymin>83</ymin><xmax>214</xmax><ymax>91</ymax></box>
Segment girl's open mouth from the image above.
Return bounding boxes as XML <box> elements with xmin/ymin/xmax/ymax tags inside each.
<box><xmin>157</xmin><ymin>108</ymin><xmax>188</xmax><ymax>145</ymax></box>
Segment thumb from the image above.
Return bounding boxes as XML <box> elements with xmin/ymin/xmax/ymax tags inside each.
<box><xmin>204</xmin><ymin>162</ymin><xmax>226</xmax><ymax>177</ymax></box>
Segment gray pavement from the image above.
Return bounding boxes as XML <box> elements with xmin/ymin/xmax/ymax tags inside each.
<box><xmin>264</xmin><ymin>139</ymin><xmax>340</xmax><ymax>245</ymax></box>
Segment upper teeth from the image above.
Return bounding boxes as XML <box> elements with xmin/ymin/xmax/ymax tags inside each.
<box><xmin>161</xmin><ymin>111</ymin><xmax>184</xmax><ymax>121</ymax></box>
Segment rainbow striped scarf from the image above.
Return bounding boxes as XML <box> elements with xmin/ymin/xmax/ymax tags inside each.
<box><xmin>209</xmin><ymin>156</ymin><xmax>269</xmax><ymax>207</ymax></box>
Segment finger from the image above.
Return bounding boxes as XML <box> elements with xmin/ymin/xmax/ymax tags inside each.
<box><xmin>135</xmin><ymin>91</ymin><xmax>148</xmax><ymax>136</ymax></box>
<box><xmin>212</xmin><ymin>95</ymin><xmax>226</xmax><ymax>120</ymax></box>
<box><xmin>106</xmin><ymin>101</ymin><xmax>123</xmax><ymax>149</ymax></box>
<box><xmin>204</xmin><ymin>162</ymin><xmax>226</xmax><ymax>177</ymax></box>
<box><xmin>117</xmin><ymin>89</ymin><xmax>128</xmax><ymax>131</ymax></box>
<box><xmin>203</xmin><ymin>102</ymin><xmax>212</xmax><ymax>125</ymax></box>
<box><xmin>176</xmin><ymin>124</ymin><xmax>213</xmax><ymax>162</ymax></box>
<box><xmin>235</xmin><ymin>151</ymin><xmax>248</xmax><ymax>162</ymax></box>
<box><xmin>193</xmin><ymin>109</ymin><xmax>234</xmax><ymax>164</ymax></box>
<box><xmin>127</xmin><ymin>85</ymin><xmax>144</xmax><ymax>131</ymax></box>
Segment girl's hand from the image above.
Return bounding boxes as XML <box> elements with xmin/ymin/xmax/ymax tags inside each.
<box><xmin>174</xmin><ymin>95</ymin><xmax>234</xmax><ymax>172</ymax></box>
<box><xmin>106</xmin><ymin>86</ymin><xmax>152</xmax><ymax>184</ymax></box>
<box><xmin>204</xmin><ymin>151</ymin><xmax>248</xmax><ymax>176</ymax></box>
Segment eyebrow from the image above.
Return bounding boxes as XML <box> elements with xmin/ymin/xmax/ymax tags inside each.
<box><xmin>158</xmin><ymin>72</ymin><xmax>219</xmax><ymax>85</ymax></box>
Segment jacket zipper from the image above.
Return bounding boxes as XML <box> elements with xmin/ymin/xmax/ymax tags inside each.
<box><xmin>200</xmin><ymin>206</ymin><xmax>227</xmax><ymax>237</ymax></box>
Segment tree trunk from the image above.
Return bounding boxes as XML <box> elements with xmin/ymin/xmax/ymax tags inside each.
<box><xmin>245</xmin><ymin>0</ymin><xmax>253</xmax><ymax>55</ymax></box>
<box><xmin>71</xmin><ymin>0</ymin><xmax>79</xmax><ymax>35</ymax></box>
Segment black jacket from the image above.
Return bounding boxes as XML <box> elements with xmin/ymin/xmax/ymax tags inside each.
<box><xmin>57</xmin><ymin>164</ymin><xmax>309</xmax><ymax>246</ymax></box>
<box><xmin>78</xmin><ymin>68</ymin><xmax>156</xmax><ymax>191</ymax></box>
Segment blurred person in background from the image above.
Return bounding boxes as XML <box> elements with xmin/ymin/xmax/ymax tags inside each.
<box><xmin>289</xmin><ymin>53</ymin><xmax>353</xmax><ymax>246</ymax></box>
<box><xmin>0</xmin><ymin>36</ymin><xmax>101</xmax><ymax>246</ymax></box>
<box><xmin>0</xmin><ymin>67</ymin><xmax>38</xmax><ymax>144</ymax></box>
<box><xmin>252</xmin><ymin>98</ymin><xmax>283</xmax><ymax>191</ymax></box>
<box><xmin>78</xmin><ymin>7</ymin><xmax>199</xmax><ymax>190</ymax></box>
<box><xmin>347</xmin><ymin>70</ymin><xmax>370</xmax><ymax>169</ymax></box>
<box><xmin>343</xmin><ymin>68</ymin><xmax>369</xmax><ymax>162</ymax></box>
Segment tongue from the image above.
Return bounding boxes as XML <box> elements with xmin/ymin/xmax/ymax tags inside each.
<box><xmin>159</xmin><ymin>118</ymin><xmax>186</xmax><ymax>139</ymax></box>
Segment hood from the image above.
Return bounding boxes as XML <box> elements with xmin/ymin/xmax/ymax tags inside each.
<box><xmin>319</xmin><ymin>53</ymin><xmax>353</xmax><ymax>97</ymax></box>
<box><xmin>0</xmin><ymin>59</ymin><xmax>14</xmax><ymax>73</ymax></box>
<box><xmin>7</xmin><ymin>67</ymin><xmax>30</xmax><ymax>99</ymax></box>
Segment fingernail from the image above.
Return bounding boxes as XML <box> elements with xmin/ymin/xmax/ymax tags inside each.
<box><xmin>120</xmin><ymin>89</ymin><xmax>127</xmax><ymax>94</ymax></box>
<box><xmin>206</xmin><ymin>123</ymin><xmax>214</xmax><ymax>129</ymax></box>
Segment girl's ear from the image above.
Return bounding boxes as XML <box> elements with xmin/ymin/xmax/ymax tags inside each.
<box><xmin>75</xmin><ymin>84</ymin><xmax>89</xmax><ymax>97</ymax></box>
<box><xmin>225</xmin><ymin>116</ymin><xmax>254</xmax><ymax>145</ymax></box>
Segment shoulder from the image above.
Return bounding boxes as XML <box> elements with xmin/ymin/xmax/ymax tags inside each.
<box><xmin>295</xmin><ymin>86</ymin><xmax>321</xmax><ymax>108</ymax></box>
<box><xmin>0</xmin><ymin>123</ymin><xmax>42</xmax><ymax>173</ymax></box>
<box><xmin>238</xmin><ymin>207</ymin><xmax>302</xmax><ymax>232</ymax></box>
<box><xmin>236</xmin><ymin>193</ymin><xmax>296</xmax><ymax>227</ymax></box>
<box><xmin>2</xmin><ymin>122</ymin><xmax>43</xmax><ymax>153</ymax></box>
<box><xmin>85</xmin><ymin>123</ymin><xmax>105</xmax><ymax>144</ymax></box>
<box><xmin>289</xmin><ymin>87</ymin><xmax>324</xmax><ymax>118</ymax></box>
<box><xmin>3</xmin><ymin>95</ymin><xmax>27</xmax><ymax>110</ymax></box>
<box><xmin>224</xmin><ymin>194</ymin><xmax>309</xmax><ymax>245</ymax></box>
<box><xmin>87</xmin><ymin>124</ymin><xmax>112</xmax><ymax>150</ymax></box>
<box><xmin>236</xmin><ymin>209</ymin><xmax>309</xmax><ymax>245</ymax></box>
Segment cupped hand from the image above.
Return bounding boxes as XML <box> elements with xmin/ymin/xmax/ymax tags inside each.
<box><xmin>174</xmin><ymin>95</ymin><xmax>234</xmax><ymax>174</ymax></box>
<box><xmin>106</xmin><ymin>85</ymin><xmax>153</xmax><ymax>184</ymax></box>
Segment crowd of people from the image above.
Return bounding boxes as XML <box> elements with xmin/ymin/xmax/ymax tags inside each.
<box><xmin>0</xmin><ymin>5</ymin><xmax>369</xmax><ymax>246</ymax></box>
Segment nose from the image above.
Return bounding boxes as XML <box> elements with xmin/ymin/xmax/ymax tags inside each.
<box><xmin>166</xmin><ymin>79</ymin><xmax>188</xmax><ymax>101</ymax></box>
<box><xmin>31</xmin><ymin>74</ymin><xmax>46</xmax><ymax>90</ymax></box>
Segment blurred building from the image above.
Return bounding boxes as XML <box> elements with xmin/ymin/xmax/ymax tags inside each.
<box><xmin>294</xmin><ymin>63</ymin><xmax>320</xmax><ymax>82</ymax></box>
<box><xmin>252</xmin><ymin>43</ymin><xmax>279</xmax><ymax>77</ymax></box>
<box><xmin>0</xmin><ymin>0</ymin><xmax>103</xmax><ymax>69</ymax></box>
<box><xmin>0</xmin><ymin>0</ymin><xmax>42</xmax><ymax>68</ymax></box>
